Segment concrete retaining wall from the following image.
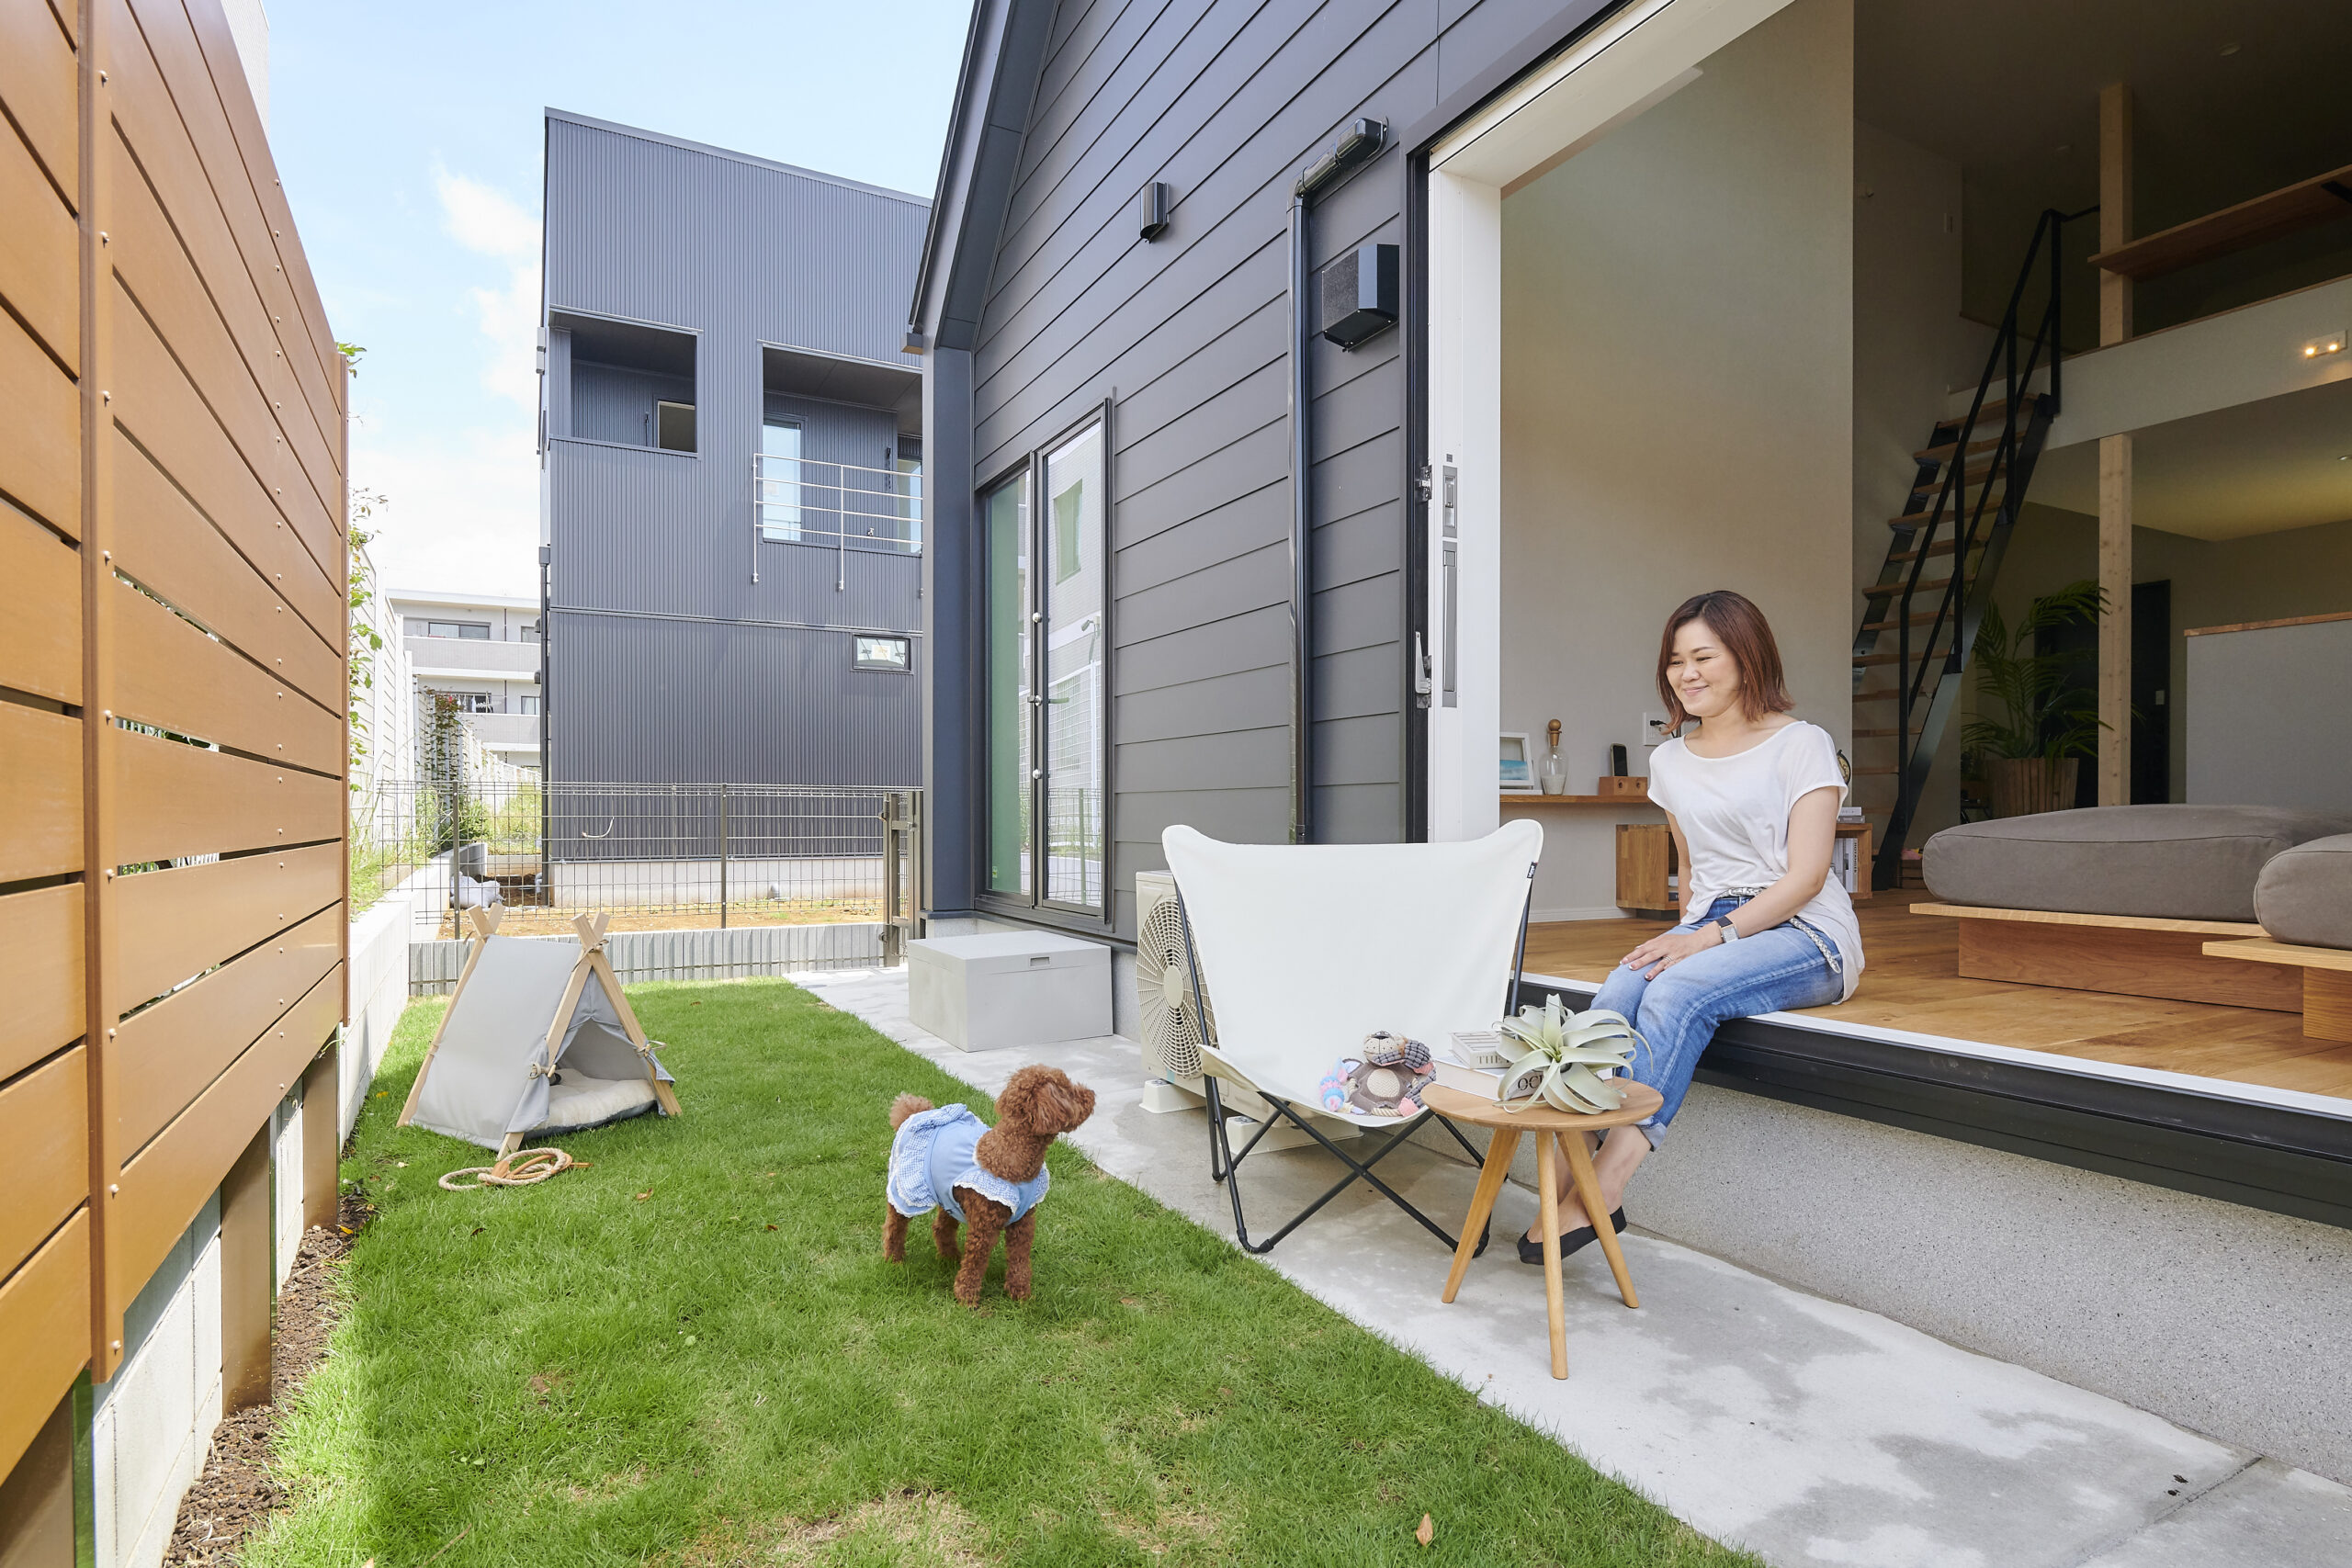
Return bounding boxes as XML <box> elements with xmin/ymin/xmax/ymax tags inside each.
<box><xmin>345</xmin><ymin>894</ymin><xmax>413</xmax><ymax>1138</ymax></box>
<box><xmin>409</xmin><ymin>920</ymin><xmax>888</xmax><ymax>995</ymax></box>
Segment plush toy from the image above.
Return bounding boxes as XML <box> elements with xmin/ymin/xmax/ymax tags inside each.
<box><xmin>1318</xmin><ymin>1032</ymin><xmax>1435</xmax><ymax>1117</ymax></box>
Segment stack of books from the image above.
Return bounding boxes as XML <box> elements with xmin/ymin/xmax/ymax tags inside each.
<box><xmin>1432</xmin><ymin>1032</ymin><xmax>1509</xmax><ymax>1097</ymax></box>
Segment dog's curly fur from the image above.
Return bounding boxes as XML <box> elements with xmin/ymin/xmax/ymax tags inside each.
<box><xmin>884</xmin><ymin>1066</ymin><xmax>1096</xmax><ymax>1305</ymax></box>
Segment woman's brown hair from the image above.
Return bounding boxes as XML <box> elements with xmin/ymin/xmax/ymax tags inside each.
<box><xmin>1656</xmin><ymin>591</ymin><xmax>1793</xmax><ymax>732</ymax></box>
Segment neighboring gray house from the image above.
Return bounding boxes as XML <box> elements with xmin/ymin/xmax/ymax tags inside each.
<box><xmin>539</xmin><ymin>109</ymin><xmax>927</xmax><ymax>786</ymax></box>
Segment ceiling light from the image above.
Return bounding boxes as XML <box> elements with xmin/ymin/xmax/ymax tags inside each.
<box><xmin>2220</xmin><ymin>42</ymin><xmax>2241</xmax><ymax>57</ymax></box>
<box><xmin>2302</xmin><ymin>332</ymin><xmax>2345</xmax><ymax>358</ymax></box>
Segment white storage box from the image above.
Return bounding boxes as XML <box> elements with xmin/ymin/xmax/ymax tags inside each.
<box><xmin>907</xmin><ymin>931</ymin><xmax>1113</xmax><ymax>1051</ymax></box>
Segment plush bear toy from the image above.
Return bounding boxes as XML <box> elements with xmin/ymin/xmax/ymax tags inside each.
<box><xmin>1318</xmin><ymin>1032</ymin><xmax>1435</xmax><ymax>1117</ymax></box>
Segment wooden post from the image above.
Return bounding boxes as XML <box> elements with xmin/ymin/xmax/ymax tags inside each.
<box><xmin>300</xmin><ymin>1044</ymin><xmax>340</xmax><ymax>1231</ymax></box>
<box><xmin>219</xmin><ymin>1124</ymin><xmax>274</xmax><ymax>1414</ymax></box>
<box><xmin>2097</xmin><ymin>83</ymin><xmax>2134</xmax><ymax>806</ymax></box>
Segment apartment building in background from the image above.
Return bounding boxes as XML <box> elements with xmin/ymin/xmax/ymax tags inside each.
<box><xmin>538</xmin><ymin>110</ymin><xmax>929</xmax><ymax>788</ymax></box>
<box><xmin>389</xmin><ymin>588</ymin><xmax>544</xmax><ymax>773</ymax></box>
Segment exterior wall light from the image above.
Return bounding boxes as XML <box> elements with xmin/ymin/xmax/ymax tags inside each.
<box><xmin>1317</xmin><ymin>242</ymin><xmax>1400</xmax><ymax>349</ymax></box>
<box><xmin>1138</xmin><ymin>181</ymin><xmax>1172</xmax><ymax>242</ymax></box>
<box><xmin>2303</xmin><ymin>332</ymin><xmax>2345</xmax><ymax>358</ymax></box>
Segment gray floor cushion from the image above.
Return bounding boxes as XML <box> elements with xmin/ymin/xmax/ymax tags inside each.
<box><xmin>1922</xmin><ymin>805</ymin><xmax>2352</xmax><ymax>922</ymax></box>
<box><xmin>531</xmin><ymin>1074</ymin><xmax>658</xmax><ymax>1136</ymax></box>
<box><xmin>2256</xmin><ymin>834</ymin><xmax>2352</xmax><ymax>950</ymax></box>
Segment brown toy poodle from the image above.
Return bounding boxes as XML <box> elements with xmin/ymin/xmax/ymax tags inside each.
<box><xmin>883</xmin><ymin>1065</ymin><xmax>1096</xmax><ymax>1305</ymax></box>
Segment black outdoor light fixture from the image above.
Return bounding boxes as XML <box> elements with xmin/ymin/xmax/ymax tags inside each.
<box><xmin>1138</xmin><ymin>181</ymin><xmax>1172</xmax><ymax>241</ymax></box>
<box><xmin>1317</xmin><ymin>242</ymin><xmax>1399</xmax><ymax>349</ymax></box>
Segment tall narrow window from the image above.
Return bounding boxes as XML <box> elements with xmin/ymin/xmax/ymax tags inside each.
<box><xmin>760</xmin><ymin>421</ymin><xmax>803</xmax><ymax>541</ymax></box>
<box><xmin>1043</xmin><ymin>423</ymin><xmax>1106</xmax><ymax>910</ymax></box>
<box><xmin>984</xmin><ymin>473</ymin><xmax>1032</xmax><ymax>897</ymax></box>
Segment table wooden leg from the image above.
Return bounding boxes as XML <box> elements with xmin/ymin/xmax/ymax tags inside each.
<box><xmin>1562</xmin><ymin>1129</ymin><xmax>1639</xmax><ymax>1310</ymax></box>
<box><xmin>1442</xmin><ymin>1127</ymin><xmax>1519</xmax><ymax>1304</ymax></box>
<box><xmin>1535</xmin><ymin>1131</ymin><xmax>1567</xmax><ymax>1379</ymax></box>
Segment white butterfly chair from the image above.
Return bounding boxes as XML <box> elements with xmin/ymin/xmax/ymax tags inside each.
<box><xmin>1161</xmin><ymin>821</ymin><xmax>1543</xmax><ymax>1255</ymax></box>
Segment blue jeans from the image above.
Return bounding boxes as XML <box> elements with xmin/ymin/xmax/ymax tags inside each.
<box><xmin>1590</xmin><ymin>896</ymin><xmax>1840</xmax><ymax>1146</ymax></box>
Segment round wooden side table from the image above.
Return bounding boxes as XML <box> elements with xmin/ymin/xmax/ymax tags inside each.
<box><xmin>1420</xmin><ymin>1079</ymin><xmax>1665</xmax><ymax>1380</ymax></box>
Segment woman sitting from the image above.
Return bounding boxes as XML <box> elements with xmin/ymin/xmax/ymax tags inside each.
<box><xmin>1523</xmin><ymin>589</ymin><xmax>1863</xmax><ymax>1262</ymax></box>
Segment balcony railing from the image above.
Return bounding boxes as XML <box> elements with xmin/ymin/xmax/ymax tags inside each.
<box><xmin>751</xmin><ymin>454</ymin><xmax>922</xmax><ymax>584</ymax></box>
<box><xmin>405</xmin><ymin>635</ymin><xmax>542</xmax><ymax>678</ymax></box>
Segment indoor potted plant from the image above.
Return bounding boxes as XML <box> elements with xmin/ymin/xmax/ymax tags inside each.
<box><xmin>1962</xmin><ymin>580</ymin><xmax>2107</xmax><ymax>818</ymax></box>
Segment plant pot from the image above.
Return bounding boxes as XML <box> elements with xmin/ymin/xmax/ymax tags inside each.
<box><xmin>1984</xmin><ymin>756</ymin><xmax>2079</xmax><ymax>818</ymax></box>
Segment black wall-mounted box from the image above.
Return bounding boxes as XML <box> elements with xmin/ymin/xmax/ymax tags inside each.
<box><xmin>1318</xmin><ymin>242</ymin><xmax>1399</xmax><ymax>349</ymax></box>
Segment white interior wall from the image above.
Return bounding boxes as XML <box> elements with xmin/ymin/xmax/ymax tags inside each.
<box><xmin>1496</xmin><ymin>0</ymin><xmax>1855</xmax><ymax>917</ymax></box>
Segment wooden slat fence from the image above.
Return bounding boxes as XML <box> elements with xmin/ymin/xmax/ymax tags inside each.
<box><xmin>0</xmin><ymin>0</ymin><xmax>347</xmax><ymax>1481</ymax></box>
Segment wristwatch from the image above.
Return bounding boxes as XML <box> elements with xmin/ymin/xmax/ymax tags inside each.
<box><xmin>1713</xmin><ymin>916</ymin><xmax>1741</xmax><ymax>943</ymax></box>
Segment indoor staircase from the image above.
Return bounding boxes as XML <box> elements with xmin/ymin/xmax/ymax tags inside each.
<box><xmin>1851</xmin><ymin>207</ymin><xmax>2094</xmax><ymax>887</ymax></box>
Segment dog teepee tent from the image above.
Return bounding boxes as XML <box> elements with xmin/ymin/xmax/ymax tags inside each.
<box><xmin>400</xmin><ymin>909</ymin><xmax>680</xmax><ymax>1153</ymax></box>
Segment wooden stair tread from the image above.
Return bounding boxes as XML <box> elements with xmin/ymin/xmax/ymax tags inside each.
<box><xmin>2089</xmin><ymin>161</ymin><xmax>2352</xmax><ymax>280</ymax></box>
<box><xmin>1934</xmin><ymin>391</ymin><xmax>2038</xmax><ymax>431</ymax></box>
<box><xmin>1860</xmin><ymin>612</ymin><xmax>1947</xmax><ymax>632</ymax></box>
<box><xmin>1863</xmin><ymin>575</ymin><xmax>1957</xmax><ymax>598</ymax></box>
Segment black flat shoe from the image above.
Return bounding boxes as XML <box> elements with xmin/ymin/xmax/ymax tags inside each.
<box><xmin>1517</xmin><ymin>1207</ymin><xmax>1627</xmax><ymax>1265</ymax></box>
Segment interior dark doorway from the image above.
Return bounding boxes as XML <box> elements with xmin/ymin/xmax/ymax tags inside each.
<box><xmin>2042</xmin><ymin>579</ymin><xmax>2170</xmax><ymax>807</ymax></box>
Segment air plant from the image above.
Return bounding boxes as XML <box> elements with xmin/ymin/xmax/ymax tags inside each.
<box><xmin>1495</xmin><ymin>994</ymin><xmax>1645</xmax><ymax>1114</ymax></box>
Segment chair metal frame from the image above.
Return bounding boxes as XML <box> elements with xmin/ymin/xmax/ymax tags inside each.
<box><xmin>1173</xmin><ymin>881</ymin><xmax>1536</xmax><ymax>1256</ymax></box>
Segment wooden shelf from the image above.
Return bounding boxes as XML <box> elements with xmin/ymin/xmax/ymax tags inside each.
<box><xmin>2089</xmin><ymin>162</ymin><xmax>2352</xmax><ymax>281</ymax></box>
<box><xmin>1501</xmin><ymin>794</ymin><xmax>1658</xmax><ymax>807</ymax></box>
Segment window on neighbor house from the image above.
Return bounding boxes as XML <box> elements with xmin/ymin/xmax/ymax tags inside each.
<box><xmin>760</xmin><ymin>420</ymin><xmax>804</xmax><ymax>541</ymax></box>
<box><xmin>442</xmin><ymin>692</ymin><xmax>494</xmax><ymax>714</ymax></box>
<box><xmin>424</xmin><ymin>620</ymin><xmax>492</xmax><ymax>640</ymax></box>
<box><xmin>853</xmin><ymin>635</ymin><xmax>911</xmax><ymax>672</ymax></box>
<box><xmin>518</xmin><ymin>694</ymin><xmax>541</xmax><ymax>715</ymax></box>
<box><xmin>520</xmin><ymin>620</ymin><xmax>541</xmax><ymax>642</ymax></box>
<box><xmin>553</xmin><ymin>310</ymin><xmax>696</xmax><ymax>451</ymax></box>
<box><xmin>981</xmin><ymin>414</ymin><xmax>1107</xmax><ymax>914</ymax></box>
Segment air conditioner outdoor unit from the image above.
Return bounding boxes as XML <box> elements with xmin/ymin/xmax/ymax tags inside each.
<box><xmin>1133</xmin><ymin>870</ymin><xmax>1211</xmax><ymax>1113</ymax></box>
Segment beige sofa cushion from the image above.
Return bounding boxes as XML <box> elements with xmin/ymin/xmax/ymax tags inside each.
<box><xmin>2256</xmin><ymin>834</ymin><xmax>2352</xmax><ymax>951</ymax></box>
<box><xmin>1922</xmin><ymin>805</ymin><xmax>2352</xmax><ymax>922</ymax></box>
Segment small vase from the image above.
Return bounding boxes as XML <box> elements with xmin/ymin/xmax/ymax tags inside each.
<box><xmin>1539</xmin><ymin>746</ymin><xmax>1568</xmax><ymax>795</ymax></box>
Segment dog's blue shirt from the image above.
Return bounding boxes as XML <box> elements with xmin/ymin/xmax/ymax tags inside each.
<box><xmin>887</xmin><ymin>1103</ymin><xmax>1050</xmax><ymax>1224</ymax></box>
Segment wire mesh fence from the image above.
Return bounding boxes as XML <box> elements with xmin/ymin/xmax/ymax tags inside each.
<box><xmin>353</xmin><ymin>779</ymin><xmax>917</xmax><ymax>941</ymax></box>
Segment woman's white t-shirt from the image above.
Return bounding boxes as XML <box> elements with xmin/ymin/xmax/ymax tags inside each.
<box><xmin>1646</xmin><ymin>719</ymin><xmax>1863</xmax><ymax>1001</ymax></box>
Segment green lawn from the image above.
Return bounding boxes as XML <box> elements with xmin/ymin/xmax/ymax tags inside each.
<box><xmin>255</xmin><ymin>978</ymin><xmax>1754</xmax><ymax>1568</ymax></box>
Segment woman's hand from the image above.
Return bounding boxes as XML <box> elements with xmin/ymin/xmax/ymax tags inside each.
<box><xmin>1621</xmin><ymin>923</ymin><xmax>1720</xmax><ymax>980</ymax></box>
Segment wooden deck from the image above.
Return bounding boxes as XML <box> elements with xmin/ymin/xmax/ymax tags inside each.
<box><xmin>1522</xmin><ymin>891</ymin><xmax>2352</xmax><ymax>1102</ymax></box>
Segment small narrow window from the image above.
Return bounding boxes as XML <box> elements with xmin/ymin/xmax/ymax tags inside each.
<box><xmin>761</xmin><ymin>421</ymin><xmax>804</xmax><ymax>540</ymax></box>
<box><xmin>853</xmin><ymin>635</ymin><xmax>910</xmax><ymax>672</ymax></box>
<box><xmin>657</xmin><ymin>400</ymin><xmax>696</xmax><ymax>453</ymax></box>
<box><xmin>518</xmin><ymin>694</ymin><xmax>542</xmax><ymax>715</ymax></box>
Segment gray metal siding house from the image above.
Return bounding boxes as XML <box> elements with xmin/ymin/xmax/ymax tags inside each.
<box><xmin>913</xmin><ymin>0</ymin><xmax>1619</xmax><ymax>938</ymax></box>
<box><xmin>541</xmin><ymin>110</ymin><xmax>930</xmax><ymax>787</ymax></box>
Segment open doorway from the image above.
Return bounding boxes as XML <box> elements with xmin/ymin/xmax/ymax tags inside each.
<box><xmin>1419</xmin><ymin>0</ymin><xmax>2352</xmax><ymax>1107</ymax></box>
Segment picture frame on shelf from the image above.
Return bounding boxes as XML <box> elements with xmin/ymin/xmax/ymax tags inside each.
<box><xmin>1500</xmin><ymin>732</ymin><xmax>1537</xmax><ymax>794</ymax></box>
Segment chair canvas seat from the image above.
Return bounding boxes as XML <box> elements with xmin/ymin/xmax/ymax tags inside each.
<box><xmin>1162</xmin><ymin>821</ymin><xmax>1544</xmax><ymax>1251</ymax></box>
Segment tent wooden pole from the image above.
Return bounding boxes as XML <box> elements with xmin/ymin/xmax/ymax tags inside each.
<box><xmin>584</xmin><ymin>943</ymin><xmax>683</xmax><ymax>1118</ymax></box>
<box><xmin>399</xmin><ymin>914</ymin><xmax>494</xmax><ymax>1125</ymax></box>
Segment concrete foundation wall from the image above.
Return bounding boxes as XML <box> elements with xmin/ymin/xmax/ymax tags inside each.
<box><xmin>1412</xmin><ymin>1081</ymin><xmax>2352</xmax><ymax>1483</ymax></box>
<box><xmin>346</xmin><ymin>897</ymin><xmax>415</xmax><ymax>1138</ymax></box>
<box><xmin>91</xmin><ymin>1203</ymin><xmax>224</xmax><ymax>1568</ymax></box>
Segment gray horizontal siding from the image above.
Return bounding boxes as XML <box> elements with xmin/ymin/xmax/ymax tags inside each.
<box><xmin>951</xmin><ymin>0</ymin><xmax>1621</xmax><ymax>928</ymax></box>
<box><xmin>548</xmin><ymin>610</ymin><xmax>919</xmax><ymax>786</ymax></box>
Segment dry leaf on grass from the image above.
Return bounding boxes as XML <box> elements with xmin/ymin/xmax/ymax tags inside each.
<box><xmin>635</xmin><ymin>1190</ymin><xmax>652</xmax><ymax>1201</ymax></box>
<box><xmin>1416</xmin><ymin>1513</ymin><xmax>1434</xmax><ymax>1547</ymax></box>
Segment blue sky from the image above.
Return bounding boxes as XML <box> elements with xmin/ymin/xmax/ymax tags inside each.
<box><xmin>268</xmin><ymin>1</ymin><xmax>970</xmax><ymax>597</ymax></box>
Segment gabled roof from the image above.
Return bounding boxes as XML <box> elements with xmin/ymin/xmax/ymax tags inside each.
<box><xmin>907</xmin><ymin>0</ymin><xmax>1058</xmax><ymax>352</ymax></box>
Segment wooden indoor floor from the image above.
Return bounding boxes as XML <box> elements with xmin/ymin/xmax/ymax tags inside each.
<box><xmin>1522</xmin><ymin>891</ymin><xmax>2352</xmax><ymax>1102</ymax></box>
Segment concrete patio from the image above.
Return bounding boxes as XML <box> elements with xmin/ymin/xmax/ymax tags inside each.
<box><xmin>800</xmin><ymin>965</ymin><xmax>2352</xmax><ymax>1568</ymax></box>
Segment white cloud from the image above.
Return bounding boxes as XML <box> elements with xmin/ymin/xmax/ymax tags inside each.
<box><xmin>433</xmin><ymin>166</ymin><xmax>541</xmax><ymax>413</ymax></box>
<box><xmin>353</xmin><ymin>404</ymin><xmax>541</xmax><ymax>600</ymax></box>
<box><xmin>350</xmin><ymin>167</ymin><xmax>545</xmax><ymax>598</ymax></box>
